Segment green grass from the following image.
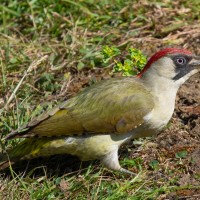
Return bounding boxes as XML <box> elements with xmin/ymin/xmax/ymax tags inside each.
<box><xmin>0</xmin><ymin>0</ymin><xmax>200</xmax><ymax>199</ymax></box>
<box><xmin>2</xmin><ymin>159</ymin><xmax>200</xmax><ymax>199</ymax></box>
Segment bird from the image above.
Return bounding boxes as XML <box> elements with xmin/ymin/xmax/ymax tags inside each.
<box><xmin>0</xmin><ymin>48</ymin><xmax>199</xmax><ymax>174</ymax></box>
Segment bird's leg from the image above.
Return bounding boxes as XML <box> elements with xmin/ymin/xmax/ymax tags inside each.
<box><xmin>101</xmin><ymin>148</ymin><xmax>136</xmax><ymax>175</ymax></box>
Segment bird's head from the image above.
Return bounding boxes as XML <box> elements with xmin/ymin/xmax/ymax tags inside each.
<box><xmin>137</xmin><ymin>48</ymin><xmax>200</xmax><ymax>86</ymax></box>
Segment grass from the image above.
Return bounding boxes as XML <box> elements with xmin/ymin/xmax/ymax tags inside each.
<box><xmin>0</xmin><ymin>0</ymin><xmax>200</xmax><ymax>199</ymax></box>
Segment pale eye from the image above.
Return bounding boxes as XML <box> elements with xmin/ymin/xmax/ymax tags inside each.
<box><xmin>176</xmin><ymin>57</ymin><xmax>186</xmax><ymax>65</ymax></box>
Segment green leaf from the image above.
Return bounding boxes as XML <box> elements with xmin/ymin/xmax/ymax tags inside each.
<box><xmin>101</xmin><ymin>46</ymin><xmax>147</xmax><ymax>76</ymax></box>
<box><xmin>149</xmin><ymin>160</ymin><xmax>159</xmax><ymax>170</ymax></box>
<box><xmin>0</xmin><ymin>5</ymin><xmax>20</xmax><ymax>16</ymax></box>
<box><xmin>101</xmin><ymin>46</ymin><xmax>121</xmax><ymax>62</ymax></box>
<box><xmin>77</xmin><ymin>62</ymin><xmax>85</xmax><ymax>71</ymax></box>
<box><xmin>175</xmin><ymin>150</ymin><xmax>188</xmax><ymax>159</ymax></box>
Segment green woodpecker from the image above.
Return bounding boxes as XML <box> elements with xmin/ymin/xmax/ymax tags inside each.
<box><xmin>1</xmin><ymin>48</ymin><xmax>200</xmax><ymax>174</ymax></box>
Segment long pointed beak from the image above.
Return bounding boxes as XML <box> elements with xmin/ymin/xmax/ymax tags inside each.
<box><xmin>190</xmin><ymin>56</ymin><xmax>200</xmax><ymax>68</ymax></box>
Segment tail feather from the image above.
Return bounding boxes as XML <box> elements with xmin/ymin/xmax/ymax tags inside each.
<box><xmin>0</xmin><ymin>161</ymin><xmax>10</xmax><ymax>170</ymax></box>
<box><xmin>0</xmin><ymin>149</ymin><xmax>18</xmax><ymax>170</ymax></box>
<box><xmin>0</xmin><ymin>137</ymin><xmax>70</xmax><ymax>170</ymax></box>
<box><xmin>0</xmin><ymin>138</ymin><xmax>39</xmax><ymax>170</ymax></box>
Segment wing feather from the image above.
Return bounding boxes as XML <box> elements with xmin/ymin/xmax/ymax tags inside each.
<box><xmin>6</xmin><ymin>78</ymin><xmax>154</xmax><ymax>139</ymax></box>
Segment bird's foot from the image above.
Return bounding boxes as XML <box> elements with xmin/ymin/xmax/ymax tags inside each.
<box><xmin>101</xmin><ymin>149</ymin><xmax>136</xmax><ymax>176</ymax></box>
<box><xmin>119</xmin><ymin>167</ymin><xmax>136</xmax><ymax>176</ymax></box>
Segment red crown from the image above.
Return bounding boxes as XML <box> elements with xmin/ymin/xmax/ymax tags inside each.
<box><xmin>137</xmin><ymin>48</ymin><xmax>192</xmax><ymax>78</ymax></box>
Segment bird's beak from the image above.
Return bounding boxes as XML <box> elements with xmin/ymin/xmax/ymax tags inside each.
<box><xmin>190</xmin><ymin>56</ymin><xmax>200</xmax><ymax>69</ymax></box>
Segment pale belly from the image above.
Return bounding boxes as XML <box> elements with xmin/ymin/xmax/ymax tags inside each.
<box><xmin>26</xmin><ymin>133</ymin><xmax>133</xmax><ymax>161</ymax></box>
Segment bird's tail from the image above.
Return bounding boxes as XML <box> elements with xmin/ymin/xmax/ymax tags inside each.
<box><xmin>0</xmin><ymin>137</ymin><xmax>72</xmax><ymax>170</ymax></box>
<box><xmin>0</xmin><ymin>138</ymin><xmax>49</xmax><ymax>170</ymax></box>
<box><xmin>0</xmin><ymin>153</ymin><xmax>14</xmax><ymax>170</ymax></box>
<box><xmin>0</xmin><ymin>139</ymin><xmax>33</xmax><ymax>170</ymax></box>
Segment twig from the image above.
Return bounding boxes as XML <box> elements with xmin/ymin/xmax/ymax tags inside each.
<box><xmin>4</xmin><ymin>55</ymin><xmax>48</xmax><ymax>110</ymax></box>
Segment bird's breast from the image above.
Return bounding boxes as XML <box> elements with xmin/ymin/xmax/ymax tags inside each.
<box><xmin>63</xmin><ymin>133</ymin><xmax>132</xmax><ymax>161</ymax></box>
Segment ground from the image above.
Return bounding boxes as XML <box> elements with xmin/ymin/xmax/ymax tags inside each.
<box><xmin>0</xmin><ymin>1</ymin><xmax>200</xmax><ymax>199</ymax></box>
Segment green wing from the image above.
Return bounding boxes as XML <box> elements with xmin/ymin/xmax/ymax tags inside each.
<box><xmin>6</xmin><ymin>78</ymin><xmax>154</xmax><ymax>139</ymax></box>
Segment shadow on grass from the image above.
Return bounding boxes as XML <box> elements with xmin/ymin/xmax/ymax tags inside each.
<box><xmin>1</xmin><ymin>154</ymin><xmax>97</xmax><ymax>178</ymax></box>
<box><xmin>1</xmin><ymin>146</ymin><xmax>132</xmax><ymax>178</ymax></box>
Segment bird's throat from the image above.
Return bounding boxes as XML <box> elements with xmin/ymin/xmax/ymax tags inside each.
<box><xmin>140</xmin><ymin>74</ymin><xmax>179</xmax><ymax>131</ymax></box>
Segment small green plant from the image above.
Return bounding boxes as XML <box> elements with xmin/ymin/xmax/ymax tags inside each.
<box><xmin>102</xmin><ymin>46</ymin><xmax>121</xmax><ymax>62</ymax></box>
<box><xmin>175</xmin><ymin>150</ymin><xmax>188</xmax><ymax>159</ymax></box>
<box><xmin>149</xmin><ymin>160</ymin><xmax>160</xmax><ymax>170</ymax></box>
<box><xmin>102</xmin><ymin>46</ymin><xmax>147</xmax><ymax>76</ymax></box>
<box><xmin>121</xmin><ymin>157</ymin><xmax>143</xmax><ymax>171</ymax></box>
